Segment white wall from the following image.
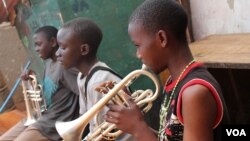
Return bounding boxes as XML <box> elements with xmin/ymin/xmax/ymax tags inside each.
<box><xmin>190</xmin><ymin>0</ymin><xmax>250</xmax><ymax>40</ymax></box>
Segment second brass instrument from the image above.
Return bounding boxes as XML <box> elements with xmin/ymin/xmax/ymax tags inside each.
<box><xmin>55</xmin><ymin>65</ymin><xmax>161</xmax><ymax>141</ymax></box>
<box><xmin>21</xmin><ymin>74</ymin><xmax>46</xmax><ymax>126</ymax></box>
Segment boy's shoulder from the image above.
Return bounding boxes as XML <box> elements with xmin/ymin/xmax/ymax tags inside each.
<box><xmin>89</xmin><ymin>61</ymin><xmax>121</xmax><ymax>78</ymax></box>
<box><xmin>86</xmin><ymin>62</ymin><xmax>122</xmax><ymax>86</ymax></box>
<box><xmin>89</xmin><ymin>65</ymin><xmax>121</xmax><ymax>82</ymax></box>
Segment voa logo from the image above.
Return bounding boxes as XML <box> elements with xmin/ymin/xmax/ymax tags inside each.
<box><xmin>226</xmin><ymin>129</ymin><xmax>246</xmax><ymax>136</ymax></box>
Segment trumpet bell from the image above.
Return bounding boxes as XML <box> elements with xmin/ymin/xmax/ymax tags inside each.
<box><xmin>55</xmin><ymin>116</ymin><xmax>89</xmax><ymax>141</ymax></box>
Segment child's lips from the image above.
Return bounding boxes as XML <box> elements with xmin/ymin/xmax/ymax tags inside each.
<box><xmin>57</xmin><ymin>58</ymin><xmax>63</xmax><ymax>63</ymax></box>
<box><xmin>58</xmin><ymin>60</ymin><xmax>63</xmax><ymax>64</ymax></box>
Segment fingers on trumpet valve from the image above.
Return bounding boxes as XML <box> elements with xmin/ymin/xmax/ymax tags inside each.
<box><xmin>21</xmin><ymin>69</ymin><xmax>28</xmax><ymax>80</ymax></box>
<box><xmin>95</xmin><ymin>80</ymin><xmax>133</xmax><ymax>106</ymax></box>
<box><xmin>95</xmin><ymin>81</ymin><xmax>117</xmax><ymax>94</ymax></box>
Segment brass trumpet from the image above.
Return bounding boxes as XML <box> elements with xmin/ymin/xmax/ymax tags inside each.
<box><xmin>55</xmin><ymin>65</ymin><xmax>161</xmax><ymax>141</ymax></box>
<box><xmin>21</xmin><ymin>74</ymin><xmax>46</xmax><ymax>126</ymax></box>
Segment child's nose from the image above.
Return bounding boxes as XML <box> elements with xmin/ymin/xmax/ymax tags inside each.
<box><xmin>55</xmin><ymin>48</ymin><xmax>61</xmax><ymax>57</ymax></box>
<box><xmin>35</xmin><ymin>47</ymin><xmax>39</xmax><ymax>52</ymax></box>
<box><xmin>136</xmin><ymin>50</ymin><xmax>142</xmax><ymax>59</ymax></box>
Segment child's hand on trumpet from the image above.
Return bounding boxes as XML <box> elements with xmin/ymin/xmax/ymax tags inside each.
<box><xmin>94</xmin><ymin>81</ymin><xmax>146</xmax><ymax>136</ymax></box>
<box><xmin>95</xmin><ymin>80</ymin><xmax>117</xmax><ymax>94</ymax></box>
<box><xmin>105</xmin><ymin>92</ymin><xmax>145</xmax><ymax>136</ymax></box>
<box><xmin>95</xmin><ymin>80</ymin><xmax>131</xmax><ymax>96</ymax></box>
<box><xmin>21</xmin><ymin>69</ymin><xmax>36</xmax><ymax>81</ymax></box>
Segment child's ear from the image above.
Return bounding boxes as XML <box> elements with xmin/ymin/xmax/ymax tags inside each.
<box><xmin>80</xmin><ymin>44</ymin><xmax>90</xmax><ymax>55</ymax></box>
<box><xmin>50</xmin><ymin>37</ymin><xmax>57</xmax><ymax>48</ymax></box>
<box><xmin>157</xmin><ymin>30</ymin><xmax>168</xmax><ymax>48</ymax></box>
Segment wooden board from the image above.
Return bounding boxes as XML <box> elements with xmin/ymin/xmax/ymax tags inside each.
<box><xmin>0</xmin><ymin>109</ymin><xmax>26</xmax><ymax>135</ymax></box>
<box><xmin>190</xmin><ymin>33</ymin><xmax>250</xmax><ymax>69</ymax></box>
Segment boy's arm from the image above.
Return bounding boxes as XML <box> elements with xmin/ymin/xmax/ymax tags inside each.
<box><xmin>182</xmin><ymin>84</ymin><xmax>217</xmax><ymax>141</ymax></box>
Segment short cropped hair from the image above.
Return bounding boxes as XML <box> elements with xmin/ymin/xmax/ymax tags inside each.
<box><xmin>62</xmin><ymin>17</ymin><xmax>103</xmax><ymax>57</ymax></box>
<box><xmin>129</xmin><ymin>0</ymin><xmax>188</xmax><ymax>44</ymax></box>
<box><xmin>35</xmin><ymin>26</ymin><xmax>58</xmax><ymax>41</ymax></box>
